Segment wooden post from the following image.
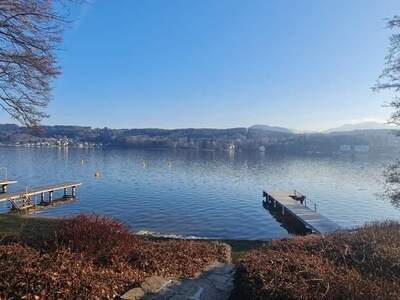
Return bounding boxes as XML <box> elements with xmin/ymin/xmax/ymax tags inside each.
<box><xmin>72</xmin><ymin>186</ymin><xmax>76</xmax><ymax>197</ymax></box>
<box><xmin>267</xmin><ymin>194</ymin><xmax>270</xmax><ymax>203</ymax></box>
<box><xmin>282</xmin><ymin>205</ymin><xmax>285</xmax><ymax>215</ymax></box>
<box><xmin>64</xmin><ymin>188</ymin><xmax>67</xmax><ymax>198</ymax></box>
<box><xmin>273</xmin><ymin>199</ymin><xmax>277</xmax><ymax>208</ymax></box>
<box><xmin>49</xmin><ymin>191</ymin><xmax>53</xmax><ymax>203</ymax></box>
<box><xmin>3</xmin><ymin>185</ymin><xmax>7</xmax><ymax>193</ymax></box>
<box><xmin>314</xmin><ymin>203</ymin><xmax>317</xmax><ymax>212</ymax></box>
<box><xmin>40</xmin><ymin>192</ymin><xmax>44</xmax><ymax>204</ymax></box>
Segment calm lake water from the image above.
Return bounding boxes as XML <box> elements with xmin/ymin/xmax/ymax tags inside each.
<box><xmin>1</xmin><ymin>146</ymin><xmax>400</xmax><ymax>240</ymax></box>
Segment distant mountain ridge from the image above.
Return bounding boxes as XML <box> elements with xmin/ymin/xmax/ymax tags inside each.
<box><xmin>250</xmin><ymin>122</ymin><xmax>397</xmax><ymax>134</ymax></box>
<box><xmin>249</xmin><ymin>124</ymin><xmax>293</xmax><ymax>134</ymax></box>
<box><xmin>325</xmin><ymin>121</ymin><xmax>395</xmax><ymax>133</ymax></box>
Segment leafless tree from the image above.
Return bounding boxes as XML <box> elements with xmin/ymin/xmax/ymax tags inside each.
<box><xmin>375</xmin><ymin>16</ymin><xmax>400</xmax><ymax>124</ymax></box>
<box><xmin>375</xmin><ymin>16</ymin><xmax>400</xmax><ymax>203</ymax></box>
<box><xmin>0</xmin><ymin>0</ymin><xmax>72</xmax><ymax>127</ymax></box>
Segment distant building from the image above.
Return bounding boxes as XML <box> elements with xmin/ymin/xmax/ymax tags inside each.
<box><xmin>354</xmin><ymin>145</ymin><xmax>370</xmax><ymax>153</ymax></box>
<box><xmin>339</xmin><ymin>145</ymin><xmax>351</xmax><ymax>152</ymax></box>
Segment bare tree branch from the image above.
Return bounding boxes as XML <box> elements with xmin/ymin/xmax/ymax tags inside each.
<box><xmin>0</xmin><ymin>0</ymin><xmax>74</xmax><ymax>127</ymax></box>
<box><xmin>374</xmin><ymin>16</ymin><xmax>400</xmax><ymax>126</ymax></box>
<box><xmin>375</xmin><ymin>16</ymin><xmax>400</xmax><ymax>205</ymax></box>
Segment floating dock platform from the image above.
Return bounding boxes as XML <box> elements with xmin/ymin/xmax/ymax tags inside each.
<box><xmin>0</xmin><ymin>182</ymin><xmax>82</xmax><ymax>211</ymax></box>
<box><xmin>263</xmin><ymin>191</ymin><xmax>341</xmax><ymax>235</ymax></box>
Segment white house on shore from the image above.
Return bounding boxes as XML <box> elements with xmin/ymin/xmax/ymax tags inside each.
<box><xmin>354</xmin><ymin>145</ymin><xmax>370</xmax><ymax>153</ymax></box>
<box><xmin>339</xmin><ymin>145</ymin><xmax>351</xmax><ymax>152</ymax></box>
<box><xmin>339</xmin><ymin>144</ymin><xmax>370</xmax><ymax>153</ymax></box>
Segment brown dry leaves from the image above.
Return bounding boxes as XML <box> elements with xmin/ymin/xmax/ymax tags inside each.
<box><xmin>0</xmin><ymin>214</ymin><xmax>229</xmax><ymax>299</ymax></box>
<box><xmin>233</xmin><ymin>221</ymin><xmax>400</xmax><ymax>300</ymax></box>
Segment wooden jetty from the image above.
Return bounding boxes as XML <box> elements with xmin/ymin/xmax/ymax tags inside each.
<box><xmin>263</xmin><ymin>191</ymin><xmax>341</xmax><ymax>235</ymax></box>
<box><xmin>0</xmin><ymin>182</ymin><xmax>82</xmax><ymax>211</ymax></box>
<box><xmin>0</xmin><ymin>179</ymin><xmax>17</xmax><ymax>193</ymax></box>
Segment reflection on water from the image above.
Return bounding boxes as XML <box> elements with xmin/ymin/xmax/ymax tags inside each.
<box><xmin>1</xmin><ymin>146</ymin><xmax>399</xmax><ymax>240</ymax></box>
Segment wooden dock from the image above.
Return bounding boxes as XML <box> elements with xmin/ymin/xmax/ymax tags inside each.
<box><xmin>0</xmin><ymin>179</ymin><xmax>17</xmax><ymax>193</ymax></box>
<box><xmin>0</xmin><ymin>182</ymin><xmax>82</xmax><ymax>211</ymax></box>
<box><xmin>263</xmin><ymin>191</ymin><xmax>341</xmax><ymax>235</ymax></box>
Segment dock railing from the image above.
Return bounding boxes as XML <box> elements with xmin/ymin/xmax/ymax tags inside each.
<box><xmin>263</xmin><ymin>190</ymin><xmax>318</xmax><ymax>212</ymax></box>
<box><xmin>263</xmin><ymin>190</ymin><xmax>340</xmax><ymax>235</ymax></box>
<box><xmin>304</xmin><ymin>197</ymin><xmax>317</xmax><ymax>212</ymax></box>
<box><xmin>292</xmin><ymin>190</ymin><xmax>317</xmax><ymax>212</ymax></box>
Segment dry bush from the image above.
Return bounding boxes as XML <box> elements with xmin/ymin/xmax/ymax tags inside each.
<box><xmin>265</xmin><ymin>221</ymin><xmax>400</xmax><ymax>280</ymax></box>
<box><xmin>54</xmin><ymin>214</ymin><xmax>139</xmax><ymax>265</ymax></box>
<box><xmin>129</xmin><ymin>239</ymin><xmax>230</xmax><ymax>278</ymax></box>
<box><xmin>0</xmin><ymin>214</ymin><xmax>229</xmax><ymax>298</ymax></box>
<box><xmin>233</xmin><ymin>221</ymin><xmax>400</xmax><ymax>300</ymax></box>
<box><xmin>53</xmin><ymin>214</ymin><xmax>230</xmax><ymax>277</ymax></box>
<box><xmin>0</xmin><ymin>244</ymin><xmax>142</xmax><ymax>300</ymax></box>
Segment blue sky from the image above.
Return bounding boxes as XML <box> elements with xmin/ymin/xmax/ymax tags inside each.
<box><xmin>1</xmin><ymin>0</ymin><xmax>400</xmax><ymax>131</ymax></box>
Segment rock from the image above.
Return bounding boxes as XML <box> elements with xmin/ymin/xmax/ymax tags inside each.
<box><xmin>142</xmin><ymin>263</ymin><xmax>236</xmax><ymax>300</ymax></box>
<box><xmin>120</xmin><ymin>287</ymin><xmax>145</xmax><ymax>300</ymax></box>
<box><xmin>141</xmin><ymin>276</ymin><xmax>171</xmax><ymax>293</ymax></box>
<box><xmin>121</xmin><ymin>261</ymin><xmax>235</xmax><ymax>300</ymax></box>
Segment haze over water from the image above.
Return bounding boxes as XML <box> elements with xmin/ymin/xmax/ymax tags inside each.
<box><xmin>1</xmin><ymin>146</ymin><xmax>399</xmax><ymax>240</ymax></box>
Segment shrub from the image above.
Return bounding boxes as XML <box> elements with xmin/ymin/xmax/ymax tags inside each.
<box><xmin>0</xmin><ymin>214</ymin><xmax>230</xmax><ymax>298</ymax></box>
<box><xmin>54</xmin><ymin>214</ymin><xmax>138</xmax><ymax>265</ymax></box>
<box><xmin>0</xmin><ymin>244</ymin><xmax>142</xmax><ymax>299</ymax></box>
<box><xmin>128</xmin><ymin>240</ymin><xmax>231</xmax><ymax>278</ymax></box>
<box><xmin>232</xmin><ymin>221</ymin><xmax>400</xmax><ymax>300</ymax></box>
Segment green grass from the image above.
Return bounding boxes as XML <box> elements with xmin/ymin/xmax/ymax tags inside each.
<box><xmin>218</xmin><ymin>239</ymin><xmax>268</xmax><ymax>261</ymax></box>
<box><xmin>0</xmin><ymin>214</ymin><xmax>59</xmax><ymax>241</ymax></box>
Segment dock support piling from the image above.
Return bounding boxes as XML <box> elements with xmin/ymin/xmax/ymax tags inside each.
<box><xmin>1</xmin><ymin>185</ymin><xmax>7</xmax><ymax>193</ymax></box>
<box><xmin>282</xmin><ymin>205</ymin><xmax>285</xmax><ymax>215</ymax></box>
<box><xmin>1</xmin><ymin>182</ymin><xmax>82</xmax><ymax>212</ymax></box>
<box><xmin>72</xmin><ymin>186</ymin><xmax>76</xmax><ymax>197</ymax></box>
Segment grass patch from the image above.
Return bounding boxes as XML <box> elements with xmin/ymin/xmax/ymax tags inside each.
<box><xmin>217</xmin><ymin>239</ymin><xmax>267</xmax><ymax>261</ymax></box>
<box><xmin>0</xmin><ymin>214</ymin><xmax>58</xmax><ymax>239</ymax></box>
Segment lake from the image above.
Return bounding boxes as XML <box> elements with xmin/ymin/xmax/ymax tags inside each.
<box><xmin>1</xmin><ymin>146</ymin><xmax>400</xmax><ymax>240</ymax></box>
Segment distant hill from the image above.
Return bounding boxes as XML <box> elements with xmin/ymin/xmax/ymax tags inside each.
<box><xmin>249</xmin><ymin>124</ymin><xmax>293</xmax><ymax>134</ymax></box>
<box><xmin>325</xmin><ymin>121</ymin><xmax>395</xmax><ymax>133</ymax></box>
<box><xmin>0</xmin><ymin>123</ymin><xmax>398</xmax><ymax>154</ymax></box>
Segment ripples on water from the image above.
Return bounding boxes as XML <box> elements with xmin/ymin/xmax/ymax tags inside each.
<box><xmin>1</xmin><ymin>146</ymin><xmax>399</xmax><ymax>240</ymax></box>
